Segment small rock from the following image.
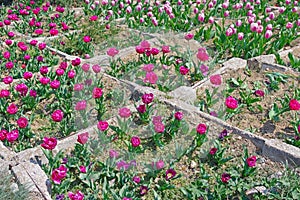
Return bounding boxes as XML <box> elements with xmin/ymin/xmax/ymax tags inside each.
<box><xmin>276</xmin><ymin>171</ymin><xmax>283</xmax><ymax>177</ymax></box>
<box><xmin>260</xmin><ymin>121</ymin><xmax>276</xmax><ymax>134</ymax></box>
<box><xmin>258</xmin><ymin>157</ymin><xmax>266</xmax><ymax>164</ymax></box>
<box><xmin>270</xmin><ymin>171</ymin><xmax>283</xmax><ymax>179</ymax></box>
<box><xmin>246</xmin><ymin>186</ymin><xmax>267</xmax><ymax>196</ymax></box>
<box><xmin>190</xmin><ymin>160</ymin><xmax>197</xmax><ymax>169</ymax></box>
<box><xmin>262</xmin><ymin>63</ymin><xmax>288</xmax><ymax>72</ymax></box>
<box><xmin>247</xmin><ymin>58</ymin><xmax>261</xmax><ymax>72</ymax></box>
<box><xmin>222</xmin><ymin>57</ymin><xmax>247</xmax><ymax>71</ymax></box>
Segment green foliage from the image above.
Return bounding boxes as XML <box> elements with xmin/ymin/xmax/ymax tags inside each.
<box><xmin>288</xmin><ymin>53</ymin><xmax>300</xmax><ymax>71</ymax></box>
<box><xmin>254</xmin><ymin>166</ymin><xmax>300</xmax><ymax>200</ymax></box>
<box><xmin>265</xmin><ymin>72</ymin><xmax>289</xmax><ymax>92</ymax></box>
<box><xmin>0</xmin><ymin>170</ymin><xmax>30</xmax><ymax>200</ymax></box>
<box><xmin>48</xmin><ymin>0</ymin><xmax>82</xmax><ymax>7</ymax></box>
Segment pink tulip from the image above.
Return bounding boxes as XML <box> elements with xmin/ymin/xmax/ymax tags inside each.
<box><xmin>197</xmin><ymin>48</ymin><xmax>209</xmax><ymax>61</ymax></box>
<box><xmin>52</xmin><ymin>165</ymin><xmax>67</xmax><ymax>184</ymax></box>
<box><xmin>225</xmin><ymin>96</ymin><xmax>238</xmax><ymax>109</ymax></box>
<box><xmin>17</xmin><ymin>117</ymin><xmax>28</xmax><ymax>128</ymax></box>
<box><xmin>7</xmin><ymin>129</ymin><xmax>19</xmax><ymax>142</ymax></box>
<box><xmin>7</xmin><ymin>103</ymin><xmax>18</xmax><ymax>115</ymax></box>
<box><xmin>196</xmin><ymin>123</ymin><xmax>207</xmax><ymax>134</ymax></box>
<box><xmin>119</xmin><ymin>107</ymin><xmax>131</xmax><ymax>118</ymax></box>
<box><xmin>131</xmin><ymin>136</ymin><xmax>141</xmax><ymax>147</ymax></box>
<box><xmin>265</xmin><ymin>30</ymin><xmax>273</xmax><ymax>39</ymax></box>
<box><xmin>107</xmin><ymin>47</ymin><xmax>119</xmax><ymax>57</ymax></box>
<box><xmin>77</xmin><ymin>132</ymin><xmax>89</xmax><ymax>144</ymax></box>
<box><xmin>144</xmin><ymin>72</ymin><xmax>158</xmax><ymax>84</ymax></box>
<box><xmin>41</xmin><ymin>137</ymin><xmax>57</xmax><ymax>150</ymax></box>
<box><xmin>237</xmin><ymin>32</ymin><xmax>244</xmax><ymax>40</ymax></box>
<box><xmin>68</xmin><ymin>191</ymin><xmax>84</xmax><ymax>200</ymax></box>
<box><xmin>97</xmin><ymin>121</ymin><xmax>109</xmax><ymax>131</ymax></box>
<box><xmin>51</xmin><ymin>110</ymin><xmax>64</xmax><ymax>122</ymax></box>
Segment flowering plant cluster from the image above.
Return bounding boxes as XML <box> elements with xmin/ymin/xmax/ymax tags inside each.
<box><xmin>41</xmin><ymin>118</ymin><xmax>266</xmax><ymax>199</ymax></box>
<box><xmin>197</xmin><ymin>67</ymin><xmax>299</xmax><ymax>148</ymax></box>
<box><xmin>0</xmin><ymin>0</ymin><xmax>299</xmax><ymax>199</ymax></box>
<box><xmin>0</xmin><ymin>30</ymin><xmax>114</xmax><ymax>151</ymax></box>
<box><xmin>106</xmin><ymin>39</ymin><xmax>212</xmax><ymax>92</ymax></box>
<box><xmin>41</xmin><ymin>91</ymin><xmax>219</xmax><ymax>199</ymax></box>
<box><xmin>50</xmin><ymin>0</ymin><xmax>300</xmax><ymax>60</ymax></box>
<box><xmin>1</xmin><ymin>1</ymin><xmax>78</xmax><ymax>37</ymax></box>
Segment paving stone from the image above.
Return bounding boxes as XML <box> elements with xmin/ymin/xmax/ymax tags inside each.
<box><xmin>261</xmin><ymin>62</ymin><xmax>292</xmax><ymax>72</ymax></box>
<box><xmin>15</xmin><ymin>147</ymin><xmax>47</xmax><ymax>165</ymax></box>
<box><xmin>193</xmin><ymin>57</ymin><xmax>247</xmax><ymax>89</ymax></box>
<box><xmin>162</xmin><ymin>98</ymin><xmax>267</xmax><ymax>149</ymax></box>
<box><xmin>247</xmin><ymin>54</ymin><xmax>276</xmax><ymax>71</ymax></box>
<box><xmin>86</xmin><ymin>46</ymin><xmax>140</xmax><ymax>66</ymax></box>
<box><xmin>11</xmin><ymin>164</ymin><xmax>44</xmax><ymax>200</ymax></box>
<box><xmin>279</xmin><ymin>48</ymin><xmax>294</xmax><ymax>58</ymax></box>
<box><xmin>85</xmin><ymin>55</ymin><xmax>110</xmax><ymax>65</ymax></box>
<box><xmin>131</xmin><ymin>84</ymin><xmax>166</xmax><ymax>102</ymax></box>
<box><xmin>26</xmin><ymin>29</ymin><xmax>81</xmax><ymax>43</ymax></box>
<box><xmin>168</xmin><ymin>86</ymin><xmax>197</xmax><ymax>104</ymax></box>
<box><xmin>223</xmin><ymin>57</ymin><xmax>247</xmax><ymax>71</ymax></box>
<box><xmin>0</xmin><ymin>141</ymin><xmax>17</xmax><ymax>161</ymax></box>
<box><xmin>45</xmin><ymin>46</ymin><xmax>81</xmax><ymax>62</ymax></box>
<box><xmin>56</xmin><ymin>125</ymin><xmax>97</xmax><ymax>151</ymax></box>
<box><xmin>0</xmin><ymin>159</ymin><xmax>11</xmax><ymax>173</ymax></box>
<box><xmin>10</xmin><ymin>182</ymin><xmax>19</xmax><ymax>193</ymax></box>
<box><xmin>21</xmin><ymin>162</ymin><xmax>52</xmax><ymax>200</ymax></box>
<box><xmin>262</xmin><ymin>139</ymin><xmax>300</xmax><ymax>166</ymax></box>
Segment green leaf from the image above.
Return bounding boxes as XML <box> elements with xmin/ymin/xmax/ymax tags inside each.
<box><xmin>180</xmin><ymin>121</ymin><xmax>190</xmax><ymax>134</ymax></box>
<box><xmin>288</xmin><ymin>52</ymin><xmax>295</xmax><ymax>64</ymax></box>
<box><xmin>268</xmin><ymin>103</ymin><xmax>278</xmax><ymax>120</ymax></box>
<box><xmin>180</xmin><ymin>187</ymin><xmax>189</xmax><ymax>197</ymax></box>
<box><xmin>292</xmin><ymin>190</ymin><xmax>300</xmax><ymax>199</ymax></box>
<box><xmin>189</xmin><ymin>128</ymin><xmax>197</xmax><ymax>136</ymax></box>
<box><xmin>109</xmin><ymin>125</ymin><xmax>123</xmax><ymax>134</ymax></box>
<box><xmin>230</xmin><ymin>78</ymin><xmax>240</xmax><ymax>86</ymax></box>
<box><xmin>153</xmin><ymin>189</ymin><xmax>161</xmax><ymax>200</ymax></box>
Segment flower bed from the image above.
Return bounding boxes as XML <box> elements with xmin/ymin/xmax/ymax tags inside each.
<box><xmin>47</xmin><ymin>25</ymin><xmax>155</xmax><ymax>58</ymax></box>
<box><xmin>195</xmin><ymin>58</ymin><xmax>300</xmax><ymax>148</ymax></box>
<box><xmin>0</xmin><ymin>42</ymin><xmax>134</xmax><ymax>152</ymax></box>
<box><xmin>97</xmin><ymin>34</ymin><xmax>219</xmax><ymax>93</ymax></box>
<box><xmin>1</xmin><ymin>0</ymin><xmax>300</xmax><ymax>200</ymax></box>
<box><xmin>16</xmin><ymin>90</ymin><xmax>293</xmax><ymax>200</ymax></box>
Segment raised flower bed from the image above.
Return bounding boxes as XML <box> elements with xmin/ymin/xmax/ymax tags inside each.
<box><xmin>0</xmin><ymin>0</ymin><xmax>300</xmax><ymax>199</ymax></box>
<box><xmin>195</xmin><ymin>56</ymin><xmax>300</xmax><ymax>149</ymax></box>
